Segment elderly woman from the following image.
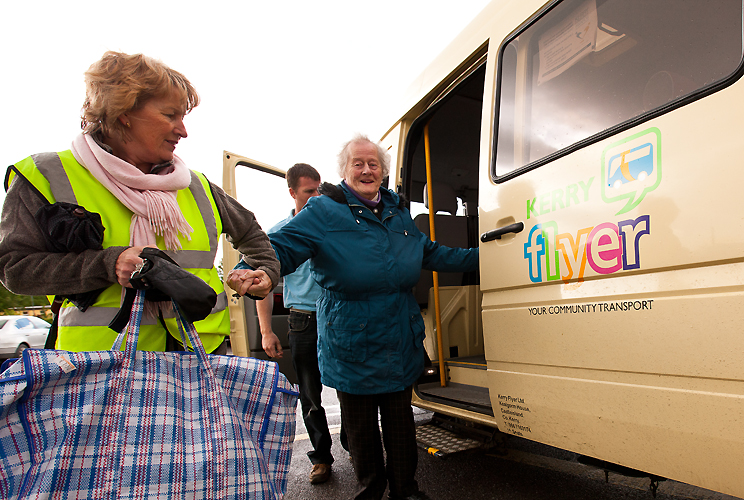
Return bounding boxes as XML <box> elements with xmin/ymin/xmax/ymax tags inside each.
<box><xmin>228</xmin><ymin>134</ymin><xmax>478</xmax><ymax>500</ymax></box>
<box><xmin>0</xmin><ymin>51</ymin><xmax>278</xmax><ymax>354</ymax></box>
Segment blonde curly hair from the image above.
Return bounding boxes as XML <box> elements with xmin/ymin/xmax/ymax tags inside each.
<box><xmin>81</xmin><ymin>51</ymin><xmax>199</xmax><ymax>141</ymax></box>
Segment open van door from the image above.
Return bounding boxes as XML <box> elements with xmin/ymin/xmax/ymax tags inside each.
<box><xmin>384</xmin><ymin>45</ymin><xmax>492</xmax><ymax>423</ymax></box>
<box><xmin>222</xmin><ymin>151</ymin><xmax>297</xmax><ymax>384</ymax></box>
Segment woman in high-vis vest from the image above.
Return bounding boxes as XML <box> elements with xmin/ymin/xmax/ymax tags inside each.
<box><xmin>0</xmin><ymin>51</ymin><xmax>279</xmax><ymax>354</ymax></box>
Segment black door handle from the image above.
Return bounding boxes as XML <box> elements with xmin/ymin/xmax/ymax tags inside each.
<box><xmin>480</xmin><ymin>222</ymin><xmax>524</xmax><ymax>242</ymax></box>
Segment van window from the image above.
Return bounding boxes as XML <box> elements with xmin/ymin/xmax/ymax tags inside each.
<box><xmin>494</xmin><ymin>0</ymin><xmax>744</xmax><ymax>178</ymax></box>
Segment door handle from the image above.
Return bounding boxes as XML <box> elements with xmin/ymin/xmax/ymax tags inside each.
<box><xmin>480</xmin><ymin>222</ymin><xmax>524</xmax><ymax>242</ymax></box>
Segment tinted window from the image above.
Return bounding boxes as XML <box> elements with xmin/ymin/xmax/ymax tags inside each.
<box><xmin>15</xmin><ymin>318</ymin><xmax>32</xmax><ymax>329</ymax></box>
<box><xmin>0</xmin><ymin>319</ymin><xmax>8</xmax><ymax>329</ymax></box>
<box><xmin>494</xmin><ymin>0</ymin><xmax>743</xmax><ymax>177</ymax></box>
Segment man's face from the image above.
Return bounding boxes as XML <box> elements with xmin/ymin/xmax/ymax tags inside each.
<box><xmin>290</xmin><ymin>176</ymin><xmax>321</xmax><ymax>212</ymax></box>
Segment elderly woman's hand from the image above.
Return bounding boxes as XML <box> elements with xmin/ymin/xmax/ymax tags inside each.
<box><xmin>226</xmin><ymin>268</ymin><xmax>273</xmax><ymax>298</ymax></box>
<box><xmin>115</xmin><ymin>246</ymin><xmax>158</xmax><ymax>288</ymax></box>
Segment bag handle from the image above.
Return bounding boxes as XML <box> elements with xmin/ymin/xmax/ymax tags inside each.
<box><xmin>111</xmin><ymin>290</ymin><xmax>213</xmax><ymax>370</ymax></box>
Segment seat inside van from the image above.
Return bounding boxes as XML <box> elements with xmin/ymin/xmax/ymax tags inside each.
<box><xmin>413</xmin><ymin>181</ymin><xmax>478</xmax><ymax>307</ymax></box>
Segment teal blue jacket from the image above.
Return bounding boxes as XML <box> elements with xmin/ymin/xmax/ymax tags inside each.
<box><xmin>266</xmin><ymin>183</ymin><xmax>479</xmax><ymax>395</ymax></box>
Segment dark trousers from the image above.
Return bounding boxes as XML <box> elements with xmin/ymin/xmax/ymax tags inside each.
<box><xmin>288</xmin><ymin>310</ymin><xmax>341</xmax><ymax>465</ymax></box>
<box><xmin>337</xmin><ymin>386</ymin><xmax>418</xmax><ymax>500</ymax></box>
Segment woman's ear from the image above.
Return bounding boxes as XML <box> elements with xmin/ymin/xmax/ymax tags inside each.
<box><xmin>117</xmin><ymin>114</ymin><xmax>131</xmax><ymax>128</ymax></box>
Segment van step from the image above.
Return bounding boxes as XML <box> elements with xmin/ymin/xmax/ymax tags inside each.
<box><xmin>417</xmin><ymin>382</ymin><xmax>493</xmax><ymax>416</ymax></box>
<box><xmin>416</xmin><ymin>423</ymin><xmax>483</xmax><ymax>457</ymax></box>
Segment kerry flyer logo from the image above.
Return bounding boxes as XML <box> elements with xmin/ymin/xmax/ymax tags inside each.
<box><xmin>601</xmin><ymin>127</ymin><xmax>661</xmax><ymax>215</ymax></box>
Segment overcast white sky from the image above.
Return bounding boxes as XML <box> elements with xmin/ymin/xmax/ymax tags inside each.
<box><xmin>1</xmin><ymin>0</ymin><xmax>490</xmax><ymax>231</ymax></box>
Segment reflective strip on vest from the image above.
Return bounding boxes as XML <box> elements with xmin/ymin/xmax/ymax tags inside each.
<box><xmin>160</xmin><ymin>171</ymin><xmax>219</xmax><ymax>269</ymax></box>
<box><xmin>32</xmin><ymin>152</ymin><xmax>76</xmax><ymax>203</ymax></box>
<box><xmin>59</xmin><ymin>292</ymin><xmax>228</xmax><ymax>326</ymax></box>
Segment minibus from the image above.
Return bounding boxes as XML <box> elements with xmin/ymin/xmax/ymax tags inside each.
<box><xmin>225</xmin><ymin>0</ymin><xmax>744</xmax><ymax>496</ymax></box>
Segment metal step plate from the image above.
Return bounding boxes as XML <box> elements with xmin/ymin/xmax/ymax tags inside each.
<box><xmin>416</xmin><ymin>423</ymin><xmax>483</xmax><ymax>457</ymax></box>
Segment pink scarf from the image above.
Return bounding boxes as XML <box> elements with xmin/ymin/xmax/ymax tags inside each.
<box><xmin>71</xmin><ymin>133</ymin><xmax>193</xmax><ymax>250</ymax></box>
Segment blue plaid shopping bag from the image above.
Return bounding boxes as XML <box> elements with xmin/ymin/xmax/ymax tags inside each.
<box><xmin>0</xmin><ymin>290</ymin><xmax>299</xmax><ymax>499</ymax></box>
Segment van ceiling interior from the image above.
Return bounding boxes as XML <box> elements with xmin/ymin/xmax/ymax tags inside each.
<box><xmin>405</xmin><ymin>64</ymin><xmax>486</xmax><ymax>209</ymax></box>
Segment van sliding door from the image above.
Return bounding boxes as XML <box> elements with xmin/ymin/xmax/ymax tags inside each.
<box><xmin>480</xmin><ymin>0</ymin><xmax>744</xmax><ymax>495</ymax></box>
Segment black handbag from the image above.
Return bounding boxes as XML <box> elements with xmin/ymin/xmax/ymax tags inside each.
<box><xmin>109</xmin><ymin>248</ymin><xmax>217</xmax><ymax>332</ymax></box>
<box><xmin>35</xmin><ymin>201</ymin><xmax>107</xmax><ymax>312</ymax></box>
<box><xmin>34</xmin><ymin>201</ymin><xmax>104</xmax><ymax>254</ymax></box>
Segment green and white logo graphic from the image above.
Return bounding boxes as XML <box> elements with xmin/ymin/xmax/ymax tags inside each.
<box><xmin>601</xmin><ymin>127</ymin><xmax>661</xmax><ymax>215</ymax></box>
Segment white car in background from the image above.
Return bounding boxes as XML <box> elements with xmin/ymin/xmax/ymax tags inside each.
<box><xmin>0</xmin><ymin>315</ymin><xmax>50</xmax><ymax>358</ymax></box>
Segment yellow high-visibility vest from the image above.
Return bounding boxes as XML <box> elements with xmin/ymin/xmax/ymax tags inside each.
<box><xmin>10</xmin><ymin>150</ymin><xmax>229</xmax><ymax>352</ymax></box>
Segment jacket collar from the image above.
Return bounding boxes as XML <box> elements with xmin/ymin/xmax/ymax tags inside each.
<box><xmin>318</xmin><ymin>182</ymin><xmax>404</xmax><ymax>209</ymax></box>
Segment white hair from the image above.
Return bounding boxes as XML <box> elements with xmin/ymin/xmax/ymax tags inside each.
<box><xmin>336</xmin><ymin>134</ymin><xmax>391</xmax><ymax>179</ymax></box>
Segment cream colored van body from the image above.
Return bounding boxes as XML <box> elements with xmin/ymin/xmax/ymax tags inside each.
<box><xmin>381</xmin><ymin>0</ymin><xmax>744</xmax><ymax>497</ymax></box>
